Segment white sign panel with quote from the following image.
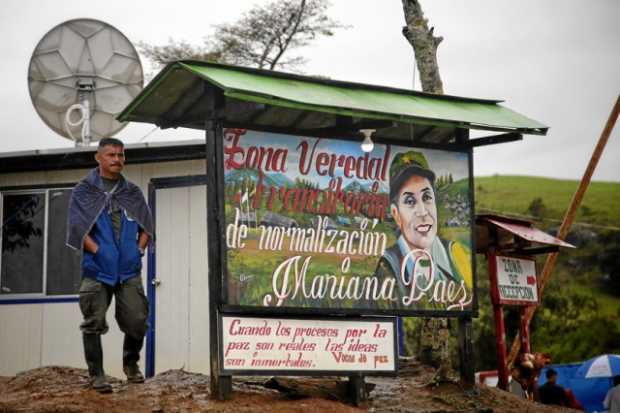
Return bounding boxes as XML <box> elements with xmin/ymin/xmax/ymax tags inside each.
<box><xmin>220</xmin><ymin>316</ymin><xmax>397</xmax><ymax>374</ymax></box>
<box><xmin>494</xmin><ymin>256</ymin><xmax>538</xmax><ymax>305</ymax></box>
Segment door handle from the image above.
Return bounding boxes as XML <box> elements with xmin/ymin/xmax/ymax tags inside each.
<box><xmin>151</xmin><ymin>278</ymin><xmax>162</xmax><ymax>287</ymax></box>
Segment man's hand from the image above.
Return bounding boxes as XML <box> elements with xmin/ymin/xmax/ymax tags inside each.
<box><xmin>138</xmin><ymin>231</ymin><xmax>150</xmax><ymax>252</ymax></box>
<box><xmin>83</xmin><ymin>235</ymin><xmax>99</xmax><ymax>254</ymax></box>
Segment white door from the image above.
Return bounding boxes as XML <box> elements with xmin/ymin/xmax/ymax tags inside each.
<box><xmin>153</xmin><ymin>184</ymin><xmax>209</xmax><ymax>373</ymax></box>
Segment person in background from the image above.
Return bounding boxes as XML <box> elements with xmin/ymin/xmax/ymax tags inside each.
<box><xmin>67</xmin><ymin>138</ymin><xmax>154</xmax><ymax>393</ymax></box>
<box><xmin>509</xmin><ymin>366</ymin><xmax>526</xmax><ymax>399</ymax></box>
<box><xmin>538</xmin><ymin>368</ymin><xmax>569</xmax><ymax>407</ymax></box>
<box><xmin>604</xmin><ymin>375</ymin><xmax>620</xmax><ymax>413</ymax></box>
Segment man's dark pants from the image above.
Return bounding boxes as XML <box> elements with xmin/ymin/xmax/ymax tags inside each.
<box><xmin>79</xmin><ymin>275</ymin><xmax>149</xmax><ymax>368</ymax></box>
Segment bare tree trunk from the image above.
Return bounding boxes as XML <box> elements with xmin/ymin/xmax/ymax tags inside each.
<box><xmin>401</xmin><ymin>0</ymin><xmax>449</xmax><ymax>381</ymax></box>
<box><xmin>401</xmin><ymin>0</ymin><xmax>444</xmax><ymax>94</ymax></box>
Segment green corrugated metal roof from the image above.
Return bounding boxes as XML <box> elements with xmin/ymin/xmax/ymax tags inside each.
<box><xmin>118</xmin><ymin>60</ymin><xmax>547</xmax><ymax>136</ymax></box>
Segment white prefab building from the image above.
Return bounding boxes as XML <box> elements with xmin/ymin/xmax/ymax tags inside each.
<box><xmin>0</xmin><ymin>140</ymin><xmax>211</xmax><ymax>378</ymax></box>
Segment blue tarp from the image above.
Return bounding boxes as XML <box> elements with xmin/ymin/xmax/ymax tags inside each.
<box><xmin>539</xmin><ymin>364</ymin><xmax>613</xmax><ymax>412</ymax></box>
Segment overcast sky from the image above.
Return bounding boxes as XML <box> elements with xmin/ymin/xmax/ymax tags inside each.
<box><xmin>1</xmin><ymin>0</ymin><xmax>618</xmax><ymax>181</ymax></box>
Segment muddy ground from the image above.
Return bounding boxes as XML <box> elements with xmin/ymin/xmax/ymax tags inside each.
<box><xmin>0</xmin><ymin>361</ymin><xmax>578</xmax><ymax>413</ymax></box>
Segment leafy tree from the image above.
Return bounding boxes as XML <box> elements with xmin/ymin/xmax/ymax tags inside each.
<box><xmin>530</xmin><ymin>286</ymin><xmax>620</xmax><ymax>363</ymax></box>
<box><xmin>139</xmin><ymin>0</ymin><xmax>345</xmax><ymax>71</ymax></box>
<box><xmin>138</xmin><ymin>39</ymin><xmax>220</xmax><ymax>67</ymax></box>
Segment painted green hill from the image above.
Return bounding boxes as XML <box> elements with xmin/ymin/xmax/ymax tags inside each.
<box><xmin>474</xmin><ymin>175</ymin><xmax>620</xmax><ymax>227</ymax></box>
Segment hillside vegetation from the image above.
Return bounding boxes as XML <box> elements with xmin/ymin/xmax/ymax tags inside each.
<box><xmin>472</xmin><ymin>175</ymin><xmax>620</xmax><ymax>369</ymax></box>
<box><xmin>475</xmin><ymin>175</ymin><xmax>620</xmax><ymax>227</ymax></box>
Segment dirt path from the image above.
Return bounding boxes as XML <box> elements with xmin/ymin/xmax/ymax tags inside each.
<box><xmin>0</xmin><ymin>364</ymin><xmax>578</xmax><ymax>413</ymax></box>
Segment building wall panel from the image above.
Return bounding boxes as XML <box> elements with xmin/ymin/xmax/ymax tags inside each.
<box><xmin>0</xmin><ymin>305</ymin><xmax>43</xmax><ymax>374</ymax></box>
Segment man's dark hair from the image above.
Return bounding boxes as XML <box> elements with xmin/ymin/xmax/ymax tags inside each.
<box><xmin>98</xmin><ymin>137</ymin><xmax>124</xmax><ymax>149</ymax></box>
<box><xmin>545</xmin><ymin>368</ymin><xmax>557</xmax><ymax>379</ymax></box>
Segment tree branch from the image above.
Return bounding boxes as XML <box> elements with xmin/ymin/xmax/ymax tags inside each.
<box><xmin>270</xmin><ymin>0</ymin><xmax>307</xmax><ymax>70</ymax></box>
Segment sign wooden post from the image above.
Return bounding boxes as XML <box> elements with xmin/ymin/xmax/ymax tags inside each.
<box><xmin>488</xmin><ymin>252</ymin><xmax>509</xmax><ymax>390</ymax></box>
<box><xmin>206</xmin><ymin>87</ymin><xmax>232</xmax><ymax>400</ymax></box>
<box><xmin>347</xmin><ymin>373</ymin><xmax>367</xmax><ymax>405</ymax></box>
<box><xmin>457</xmin><ymin>128</ymin><xmax>476</xmax><ymax>387</ymax></box>
<box><xmin>457</xmin><ymin>315</ymin><xmax>475</xmax><ymax>387</ymax></box>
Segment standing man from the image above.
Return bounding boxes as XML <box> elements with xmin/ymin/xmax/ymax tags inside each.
<box><xmin>67</xmin><ymin>138</ymin><xmax>154</xmax><ymax>393</ymax></box>
<box><xmin>538</xmin><ymin>368</ymin><xmax>569</xmax><ymax>407</ymax></box>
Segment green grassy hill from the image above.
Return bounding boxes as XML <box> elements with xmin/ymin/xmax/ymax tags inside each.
<box><xmin>470</xmin><ymin>175</ymin><xmax>620</xmax><ymax>368</ymax></box>
<box><xmin>475</xmin><ymin>175</ymin><xmax>620</xmax><ymax>227</ymax></box>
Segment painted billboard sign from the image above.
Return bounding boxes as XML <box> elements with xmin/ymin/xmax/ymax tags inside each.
<box><xmin>220</xmin><ymin>315</ymin><xmax>396</xmax><ymax>374</ymax></box>
<box><xmin>223</xmin><ymin>129</ymin><xmax>474</xmax><ymax>314</ymax></box>
<box><xmin>494</xmin><ymin>255</ymin><xmax>538</xmax><ymax>305</ymax></box>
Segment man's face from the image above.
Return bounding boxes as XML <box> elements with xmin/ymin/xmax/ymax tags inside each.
<box><xmin>391</xmin><ymin>175</ymin><xmax>437</xmax><ymax>251</ymax></box>
<box><xmin>95</xmin><ymin>144</ymin><xmax>125</xmax><ymax>178</ymax></box>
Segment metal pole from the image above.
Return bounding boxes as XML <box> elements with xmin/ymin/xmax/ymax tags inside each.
<box><xmin>507</xmin><ymin>94</ymin><xmax>620</xmax><ymax>366</ymax></box>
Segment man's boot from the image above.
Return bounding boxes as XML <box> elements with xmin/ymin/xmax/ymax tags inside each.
<box><xmin>83</xmin><ymin>334</ymin><xmax>112</xmax><ymax>393</ymax></box>
<box><xmin>123</xmin><ymin>335</ymin><xmax>145</xmax><ymax>383</ymax></box>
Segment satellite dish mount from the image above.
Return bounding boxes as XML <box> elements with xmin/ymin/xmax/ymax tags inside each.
<box><xmin>64</xmin><ymin>78</ymin><xmax>95</xmax><ymax>145</ymax></box>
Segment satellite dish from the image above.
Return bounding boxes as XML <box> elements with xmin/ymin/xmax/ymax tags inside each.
<box><xmin>28</xmin><ymin>18</ymin><xmax>143</xmax><ymax>145</ymax></box>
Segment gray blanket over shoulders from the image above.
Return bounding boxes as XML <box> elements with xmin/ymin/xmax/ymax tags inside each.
<box><xmin>66</xmin><ymin>168</ymin><xmax>154</xmax><ymax>250</ymax></box>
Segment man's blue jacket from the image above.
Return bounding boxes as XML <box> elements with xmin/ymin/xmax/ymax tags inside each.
<box><xmin>81</xmin><ymin>210</ymin><xmax>143</xmax><ymax>285</ymax></box>
<box><xmin>67</xmin><ymin>168</ymin><xmax>154</xmax><ymax>286</ymax></box>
